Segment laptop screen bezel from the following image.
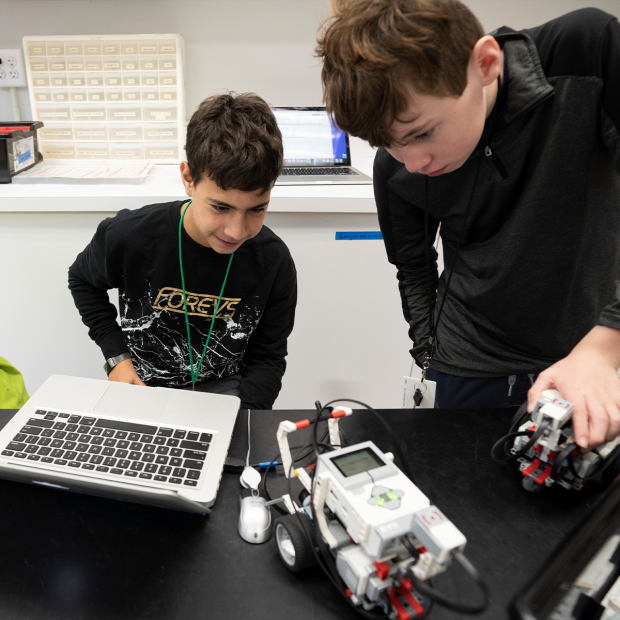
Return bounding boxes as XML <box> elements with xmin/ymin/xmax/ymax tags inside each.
<box><xmin>271</xmin><ymin>106</ymin><xmax>352</xmax><ymax>168</ymax></box>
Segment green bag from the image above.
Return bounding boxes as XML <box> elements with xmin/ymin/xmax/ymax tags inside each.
<box><xmin>0</xmin><ymin>356</ymin><xmax>29</xmax><ymax>409</ymax></box>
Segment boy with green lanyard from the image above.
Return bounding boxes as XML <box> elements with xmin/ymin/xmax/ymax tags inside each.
<box><xmin>68</xmin><ymin>93</ymin><xmax>297</xmax><ymax>410</ymax></box>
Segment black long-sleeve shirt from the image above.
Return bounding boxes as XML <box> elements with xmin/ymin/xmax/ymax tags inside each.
<box><xmin>374</xmin><ymin>9</ymin><xmax>620</xmax><ymax>376</ymax></box>
<box><xmin>68</xmin><ymin>201</ymin><xmax>297</xmax><ymax>409</ymax></box>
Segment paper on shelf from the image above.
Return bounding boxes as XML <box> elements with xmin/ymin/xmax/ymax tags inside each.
<box><xmin>16</xmin><ymin>161</ymin><xmax>155</xmax><ymax>180</ymax></box>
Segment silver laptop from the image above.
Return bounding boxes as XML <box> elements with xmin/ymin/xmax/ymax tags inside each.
<box><xmin>273</xmin><ymin>107</ymin><xmax>373</xmax><ymax>185</ymax></box>
<box><xmin>0</xmin><ymin>375</ymin><xmax>239</xmax><ymax>514</ymax></box>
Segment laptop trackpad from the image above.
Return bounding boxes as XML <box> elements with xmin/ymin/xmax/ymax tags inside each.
<box><xmin>93</xmin><ymin>383</ymin><xmax>170</xmax><ymax>421</ymax></box>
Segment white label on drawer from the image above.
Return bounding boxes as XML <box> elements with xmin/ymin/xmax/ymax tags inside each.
<box><xmin>71</xmin><ymin>79</ymin><xmax>84</xmax><ymax>86</ymax></box>
<box><xmin>86</xmin><ymin>63</ymin><xmax>101</xmax><ymax>70</ymax></box>
<box><xmin>73</xmin><ymin>95</ymin><xmax>85</xmax><ymax>100</ymax></box>
<box><xmin>104</xmin><ymin>62</ymin><xmax>120</xmax><ymax>69</ymax></box>
<box><xmin>113</xmin><ymin>112</ymin><xmax>137</xmax><ymax>118</ymax></box>
<box><xmin>77</xmin><ymin>150</ymin><xmax>108</xmax><ymax>156</ymax></box>
<box><xmin>145</xmin><ymin>94</ymin><xmax>156</xmax><ymax>100</ymax></box>
<box><xmin>55</xmin><ymin>94</ymin><xmax>66</xmax><ymax>100</ymax></box>
<box><xmin>103</xmin><ymin>46</ymin><xmax>116</xmax><ymax>53</ymax></box>
<box><xmin>67</xmin><ymin>46</ymin><xmax>80</xmax><ymax>54</ymax></box>
<box><xmin>31</xmin><ymin>47</ymin><xmax>45</xmax><ymax>54</ymax></box>
<box><xmin>148</xmin><ymin>131</ymin><xmax>173</xmax><ymax>137</ymax></box>
<box><xmin>90</xmin><ymin>95</ymin><xmax>102</xmax><ymax>100</ymax></box>
<box><xmin>35</xmin><ymin>79</ymin><xmax>46</xmax><ymax>85</ymax></box>
<box><xmin>109</xmin><ymin>94</ymin><xmax>120</xmax><ymax>100</ymax></box>
<box><xmin>76</xmin><ymin>131</ymin><xmax>106</xmax><ymax>137</ymax></box>
<box><xmin>124</xmin><ymin>47</ymin><xmax>136</xmax><ymax>53</ymax></box>
<box><xmin>108</xmin><ymin>78</ymin><xmax>119</xmax><ymax>85</ymax></box>
<box><xmin>54</xmin><ymin>79</ymin><xmax>63</xmax><ymax>85</ymax></box>
<box><xmin>74</xmin><ymin>112</ymin><xmax>104</xmax><ymax>117</ymax></box>
<box><xmin>115</xmin><ymin>151</ymin><xmax>137</xmax><ymax>156</ymax></box>
<box><xmin>162</xmin><ymin>78</ymin><xmax>173</xmax><ymax>84</ymax></box>
<box><xmin>45</xmin><ymin>149</ymin><xmax>73</xmax><ymax>155</ymax></box>
<box><xmin>141</xmin><ymin>46</ymin><xmax>156</xmax><ymax>52</ymax></box>
<box><xmin>149</xmin><ymin>150</ymin><xmax>174</xmax><ymax>155</ymax></box>
<box><xmin>32</xmin><ymin>64</ymin><xmax>46</xmax><ymax>70</ymax></box>
<box><xmin>160</xmin><ymin>45</ymin><xmax>175</xmax><ymax>52</ymax></box>
<box><xmin>50</xmin><ymin>63</ymin><xmax>65</xmax><ymax>70</ymax></box>
<box><xmin>68</xmin><ymin>63</ymin><xmax>84</xmax><ymax>69</ymax></box>
<box><xmin>89</xmin><ymin>79</ymin><xmax>102</xmax><ymax>85</ymax></box>
<box><xmin>162</xmin><ymin>62</ymin><xmax>173</xmax><ymax>68</ymax></box>
<box><xmin>116</xmin><ymin>131</ymin><xmax>137</xmax><ymax>136</ymax></box>
<box><xmin>126</xmin><ymin>78</ymin><xmax>137</xmax><ymax>85</ymax></box>
<box><xmin>126</xmin><ymin>94</ymin><xmax>137</xmax><ymax>99</ymax></box>
<box><xmin>45</xmin><ymin>130</ymin><xmax>71</xmax><ymax>136</ymax></box>
<box><xmin>49</xmin><ymin>47</ymin><xmax>62</xmax><ymax>54</ymax></box>
<box><xmin>150</xmin><ymin>112</ymin><xmax>171</xmax><ymax>119</ymax></box>
<box><xmin>85</xmin><ymin>46</ymin><xmax>99</xmax><ymax>53</ymax></box>
<box><xmin>125</xmin><ymin>63</ymin><xmax>136</xmax><ymax>69</ymax></box>
<box><xmin>39</xmin><ymin>112</ymin><xmax>69</xmax><ymax>118</ymax></box>
<box><xmin>36</xmin><ymin>95</ymin><xmax>49</xmax><ymax>101</ymax></box>
<box><xmin>145</xmin><ymin>79</ymin><xmax>156</xmax><ymax>85</ymax></box>
<box><xmin>143</xmin><ymin>62</ymin><xmax>155</xmax><ymax>69</ymax></box>
<box><xmin>162</xmin><ymin>94</ymin><xmax>173</xmax><ymax>100</ymax></box>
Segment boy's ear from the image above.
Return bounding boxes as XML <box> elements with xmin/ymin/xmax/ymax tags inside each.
<box><xmin>180</xmin><ymin>161</ymin><xmax>195</xmax><ymax>195</ymax></box>
<box><xmin>470</xmin><ymin>35</ymin><xmax>503</xmax><ymax>87</ymax></box>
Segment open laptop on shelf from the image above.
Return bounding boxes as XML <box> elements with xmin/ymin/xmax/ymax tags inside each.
<box><xmin>272</xmin><ymin>107</ymin><xmax>373</xmax><ymax>185</ymax></box>
<box><xmin>0</xmin><ymin>375</ymin><xmax>239</xmax><ymax>514</ymax></box>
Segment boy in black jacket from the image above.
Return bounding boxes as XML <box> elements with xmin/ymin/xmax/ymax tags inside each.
<box><xmin>69</xmin><ymin>93</ymin><xmax>296</xmax><ymax>410</ymax></box>
<box><xmin>317</xmin><ymin>1</ymin><xmax>620</xmax><ymax>448</ymax></box>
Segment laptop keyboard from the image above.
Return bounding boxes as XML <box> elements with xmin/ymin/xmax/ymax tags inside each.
<box><xmin>1</xmin><ymin>409</ymin><xmax>211</xmax><ymax>489</ymax></box>
<box><xmin>280</xmin><ymin>167</ymin><xmax>357</xmax><ymax>175</ymax></box>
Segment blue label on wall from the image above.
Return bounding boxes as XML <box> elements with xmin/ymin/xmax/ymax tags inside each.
<box><xmin>335</xmin><ymin>231</ymin><xmax>383</xmax><ymax>240</ymax></box>
<box><xmin>18</xmin><ymin>150</ymin><xmax>31</xmax><ymax>164</ymax></box>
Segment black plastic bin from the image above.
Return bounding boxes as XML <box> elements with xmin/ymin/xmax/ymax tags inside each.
<box><xmin>0</xmin><ymin>121</ymin><xmax>43</xmax><ymax>183</ymax></box>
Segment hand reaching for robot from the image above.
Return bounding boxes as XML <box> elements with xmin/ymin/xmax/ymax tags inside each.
<box><xmin>528</xmin><ymin>325</ymin><xmax>620</xmax><ymax>450</ymax></box>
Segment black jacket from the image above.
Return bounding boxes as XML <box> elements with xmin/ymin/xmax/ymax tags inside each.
<box><xmin>374</xmin><ymin>8</ymin><xmax>620</xmax><ymax>377</ymax></box>
<box><xmin>68</xmin><ymin>201</ymin><xmax>297</xmax><ymax>408</ymax></box>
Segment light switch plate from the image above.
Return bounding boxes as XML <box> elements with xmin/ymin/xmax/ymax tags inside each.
<box><xmin>0</xmin><ymin>48</ymin><xmax>27</xmax><ymax>87</ymax></box>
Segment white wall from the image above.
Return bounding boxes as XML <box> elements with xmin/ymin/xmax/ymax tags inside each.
<box><xmin>1</xmin><ymin>0</ymin><xmax>618</xmax><ymax>122</ymax></box>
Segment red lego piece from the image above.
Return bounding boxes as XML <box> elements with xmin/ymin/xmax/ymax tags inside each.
<box><xmin>295</xmin><ymin>419</ymin><xmax>310</xmax><ymax>429</ymax></box>
<box><xmin>417</xmin><ymin>546</ymin><xmax>427</xmax><ymax>554</ymax></box>
<box><xmin>308</xmin><ymin>464</ymin><xmax>315</xmax><ymax>470</ymax></box>
<box><xmin>533</xmin><ymin>444</ymin><xmax>542</xmax><ymax>453</ymax></box>
<box><xmin>374</xmin><ymin>561</ymin><xmax>390</xmax><ymax>580</ymax></box>
<box><xmin>522</xmin><ymin>458</ymin><xmax>541</xmax><ymax>477</ymax></box>
<box><xmin>529</xmin><ymin>425</ymin><xmax>537</xmax><ymax>432</ymax></box>
<box><xmin>534</xmin><ymin>465</ymin><xmax>552</xmax><ymax>485</ymax></box>
<box><xmin>400</xmin><ymin>579</ymin><xmax>425</xmax><ymax>616</ymax></box>
<box><xmin>389</xmin><ymin>587</ymin><xmax>410</xmax><ymax>620</ymax></box>
<box><xmin>345</xmin><ymin>588</ymin><xmax>352</xmax><ymax>598</ymax></box>
<box><xmin>547</xmin><ymin>451</ymin><xmax>557</xmax><ymax>460</ymax></box>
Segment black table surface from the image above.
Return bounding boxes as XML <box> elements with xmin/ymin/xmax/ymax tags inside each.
<box><xmin>0</xmin><ymin>407</ymin><xmax>605</xmax><ymax>620</ymax></box>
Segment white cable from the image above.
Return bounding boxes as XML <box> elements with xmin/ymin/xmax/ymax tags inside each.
<box><xmin>10</xmin><ymin>87</ymin><xmax>21</xmax><ymax>122</ymax></box>
<box><xmin>246</xmin><ymin>409</ymin><xmax>251</xmax><ymax>467</ymax></box>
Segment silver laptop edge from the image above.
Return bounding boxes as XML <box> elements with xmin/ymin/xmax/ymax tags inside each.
<box><xmin>0</xmin><ymin>375</ymin><xmax>239</xmax><ymax>514</ymax></box>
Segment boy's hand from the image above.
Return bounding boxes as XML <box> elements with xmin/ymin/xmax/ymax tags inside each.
<box><xmin>528</xmin><ymin>325</ymin><xmax>620</xmax><ymax>449</ymax></box>
<box><xmin>108</xmin><ymin>358</ymin><xmax>146</xmax><ymax>386</ymax></box>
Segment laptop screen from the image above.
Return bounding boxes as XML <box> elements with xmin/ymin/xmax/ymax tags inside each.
<box><xmin>272</xmin><ymin>107</ymin><xmax>350</xmax><ymax>167</ymax></box>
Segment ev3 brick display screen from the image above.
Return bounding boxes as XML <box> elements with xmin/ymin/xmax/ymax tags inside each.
<box><xmin>332</xmin><ymin>448</ymin><xmax>384</xmax><ymax>478</ymax></box>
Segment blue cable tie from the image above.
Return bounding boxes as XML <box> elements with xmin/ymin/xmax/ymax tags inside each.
<box><xmin>259</xmin><ymin>461</ymin><xmax>279</xmax><ymax>468</ymax></box>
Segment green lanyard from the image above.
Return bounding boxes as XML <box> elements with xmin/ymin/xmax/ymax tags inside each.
<box><xmin>179</xmin><ymin>200</ymin><xmax>234</xmax><ymax>389</ymax></box>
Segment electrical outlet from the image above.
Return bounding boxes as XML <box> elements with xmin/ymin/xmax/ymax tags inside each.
<box><xmin>0</xmin><ymin>49</ymin><xmax>27</xmax><ymax>87</ymax></box>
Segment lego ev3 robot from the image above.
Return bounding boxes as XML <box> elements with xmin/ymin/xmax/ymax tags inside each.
<box><xmin>492</xmin><ymin>389</ymin><xmax>620</xmax><ymax>493</ymax></box>
<box><xmin>269</xmin><ymin>405</ymin><xmax>488</xmax><ymax>619</ymax></box>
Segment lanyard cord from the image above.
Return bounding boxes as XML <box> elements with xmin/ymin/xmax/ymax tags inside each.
<box><xmin>422</xmin><ymin>76</ymin><xmax>502</xmax><ymax>379</ymax></box>
<box><xmin>179</xmin><ymin>200</ymin><xmax>234</xmax><ymax>389</ymax></box>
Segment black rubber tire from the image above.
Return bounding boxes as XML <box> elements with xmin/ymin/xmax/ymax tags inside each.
<box><xmin>274</xmin><ymin>514</ymin><xmax>317</xmax><ymax>572</ymax></box>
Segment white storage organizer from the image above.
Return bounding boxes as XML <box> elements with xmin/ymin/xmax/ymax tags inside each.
<box><xmin>23</xmin><ymin>35</ymin><xmax>186</xmax><ymax>163</ymax></box>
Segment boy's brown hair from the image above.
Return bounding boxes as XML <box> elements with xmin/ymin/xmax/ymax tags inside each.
<box><xmin>185</xmin><ymin>92</ymin><xmax>283</xmax><ymax>193</ymax></box>
<box><xmin>316</xmin><ymin>0</ymin><xmax>485</xmax><ymax>147</ymax></box>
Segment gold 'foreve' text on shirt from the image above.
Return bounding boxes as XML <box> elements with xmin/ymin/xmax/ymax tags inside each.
<box><xmin>152</xmin><ymin>287</ymin><xmax>241</xmax><ymax>319</ymax></box>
